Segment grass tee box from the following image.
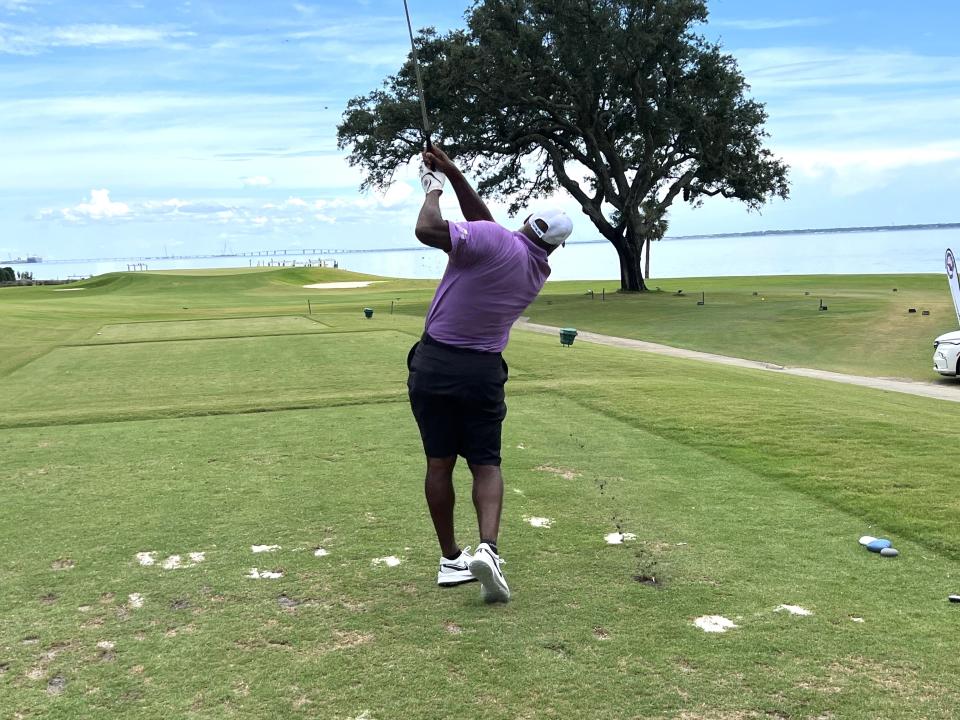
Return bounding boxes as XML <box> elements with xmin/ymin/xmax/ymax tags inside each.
<box><xmin>91</xmin><ymin>316</ymin><xmax>330</xmax><ymax>343</ymax></box>
<box><xmin>2</xmin><ymin>328</ymin><xmax>415</xmax><ymax>427</ymax></box>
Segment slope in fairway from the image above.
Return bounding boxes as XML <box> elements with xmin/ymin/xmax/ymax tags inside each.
<box><xmin>91</xmin><ymin>316</ymin><xmax>330</xmax><ymax>343</ymax></box>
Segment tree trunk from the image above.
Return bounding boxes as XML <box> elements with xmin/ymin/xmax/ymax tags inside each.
<box><xmin>644</xmin><ymin>236</ymin><xmax>651</xmax><ymax>280</ymax></box>
<box><xmin>614</xmin><ymin>227</ymin><xmax>648</xmax><ymax>292</ymax></box>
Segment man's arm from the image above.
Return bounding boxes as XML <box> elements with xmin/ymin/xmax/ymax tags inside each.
<box><xmin>424</xmin><ymin>146</ymin><xmax>494</xmax><ymax>223</ymax></box>
<box><xmin>415</xmin><ymin>191</ymin><xmax>452</xmax><ymax>252</ymax></box>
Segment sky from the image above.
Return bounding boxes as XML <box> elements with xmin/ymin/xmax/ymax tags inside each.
<box><xmin>1</xmin><ymin>0</ymin><xmax>958</xmax><ymax>262</ymax></box>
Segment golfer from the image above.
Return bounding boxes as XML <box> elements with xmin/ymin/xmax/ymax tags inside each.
<box><xmin>407</xmin><ymin>145</ymin><xmax>572</xmax><ymax>603</ymax></box>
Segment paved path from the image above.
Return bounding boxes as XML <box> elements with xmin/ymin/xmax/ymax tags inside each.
<box><xmin>516</xmin><ymin>319</ymin><xmax>960</xmax><ymax>404</ymax></box>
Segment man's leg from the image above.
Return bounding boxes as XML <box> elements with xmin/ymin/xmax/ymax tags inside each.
<box><xmin>468</xmin><ymin>463</ymin><xmax>503</xmax><ymax>548</ymax></box>
<box><xmin>425</xmin><ymin>455</ymin><xmax>459</xmax><ymax>557</ymax></box>
<box><xmin>467</xmin><ymin>462</ymin><xmax>510</xmax><ymax>602</ymax></box>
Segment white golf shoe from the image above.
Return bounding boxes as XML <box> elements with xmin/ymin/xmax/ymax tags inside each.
<box><xmin>468</xmin><ymin>543</ymin><xmax>510</xmax><ymax>603</ymax></box>
<box><xmin>437</xmin><ymin>547</ymin><xmax>478</xmax><ymax>587</ymax></box>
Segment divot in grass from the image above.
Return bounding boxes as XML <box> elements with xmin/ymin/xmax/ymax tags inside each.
<box><xmin>776</xmin><ymin>604</ymin><xmax>813</xmax><ymax>616</ymax></box>
<box><xmin>524</xmin><ymin>516</ymin><xmax>553</xmax><ymax>528</ymax></box>
<box><xmin>693</xmin><ymin>616</ymin><xmax>738</xmax><ymax>633</ymax></box>
<box><xmin>372</xmin><ymin>556</ymin><xmax>401</xmax><ymax>568</ymax></box>
<box><xmin>605</xmin><ymin>532</ymin><xmax>637</xmax><ymax>545</ymax></box>
<box><xmin>51</xmin><ymin>558</ymin><xmax>75</xmax><ymax>571</ymax></box>
<box><xmin>313</xmin><ymin>547</ymin><xmax>329</xmax><ymax>557</ymax></box>
<box><xmin>127</xmin><ymin>593</ymin><xmax>144</xmax><ymax>609</ymax></box>
<box><xmin>535</xmin><ymin>465</ymin><xmax>581</xmax><ymax>480</ymax></box>
<box><xmin>251</xmin><ymin>544</ymin><xmax>281</xmax><ymax>553</ymax></box>
<box><xmin>247</xmin><ymin>568</ymin><xmax>284</xmax><ymax>579</ymax></box>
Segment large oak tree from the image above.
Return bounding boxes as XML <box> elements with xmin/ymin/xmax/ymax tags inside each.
<box><xmin>337</xmin><ymin>0</ymin><xmax>789</xmax><ymax>291</ymax></box>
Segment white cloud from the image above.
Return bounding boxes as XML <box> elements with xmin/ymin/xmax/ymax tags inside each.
<box><xmin>737</xmin><ymin>47</ymin><xmax>960</xmax><ymax>90</ymax></box>
<box><xmin>36</xmin><ymin>183</ymin><xmax>423</xmax><ymax>228</ymax></box>
<box><xmin>714</xmin><ymin>18</ymin><xmax>830</xmax><ymax>31</ymax></box>
<box><xmin>59</xmin><ymin>189</ymin><xmax>130</xmax><ymax>221</ymax></box>
<box><xmin>779</xmin><ymin>142</ymin><xmax>960</xmax><ymax>195</ymax></box>
<box><xmin>0</xmin><ymin>23</ymin><xmax>194</xmax><ymax>55</ymax></box>
<box><xmin>0</xmin><ymin>0</ymin><xmax>44</xmax><ymax>12</ymax></box>
<box><xmin>242</xmin><ymin>176</ymin><xmax>273</xmax><ymax>187</ymax></box>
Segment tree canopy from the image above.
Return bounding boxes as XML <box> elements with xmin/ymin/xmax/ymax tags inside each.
<box><xmin>337</xmin><ymin>0</ymin><xmax>789</xmax><ymax>290</ymax></box>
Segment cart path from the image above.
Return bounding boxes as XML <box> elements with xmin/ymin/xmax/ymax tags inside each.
<box><xmin>515</xmin><ymin>319</ymin><xmax>960</xmax><ymax>404</ymax></box>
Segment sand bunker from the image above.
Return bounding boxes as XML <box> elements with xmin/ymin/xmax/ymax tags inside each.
<box><xmin>303</xmin><ymin>281</ymin><xmax>383</xmax><ymax>289</ymax></box>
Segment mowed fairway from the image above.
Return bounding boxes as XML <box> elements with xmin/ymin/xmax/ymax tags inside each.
<box><xmin>2</xmin><ymin>268</ymin><xmax>960</xmax><ymax>719</ymax></box>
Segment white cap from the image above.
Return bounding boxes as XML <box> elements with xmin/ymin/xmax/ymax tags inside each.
<box><xmin>528</xmin><ymin>208</ymin><xmax>573</xmax><ymax>247</ymax></box>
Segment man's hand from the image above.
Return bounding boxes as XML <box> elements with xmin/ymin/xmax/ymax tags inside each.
<box><xmin>419</xmin><ymin>144</ymin><xmax>494</xmax><ymax>223</ymax></box>
<box><xmin>420</xmin><ymin>163</ymin><xmax>447</xmax><ymax>195</ymax></box>
<box><xmin>423</xmin><ymin>145</ymin><xmax>457</xmax><ymax>175</ymax></box>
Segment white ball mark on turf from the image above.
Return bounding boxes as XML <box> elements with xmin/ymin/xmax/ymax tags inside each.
<box><xmin>251</xmin><ymin>544</ymin><xmax>281</xmax><ymax>554</ymax></box>
<box><xmin>775</xmin><ymin>604</ymin><xmax>813</xmax><ymax>616</ymax></box>
<box><xmin>693</xmin><ymin>616</ymin><xmax>738</xmax><ymax>633</ymax></box>
<box><xmin>247</xmin><ymin>568</ymin><xmax>284</xmax><ymax>579</ymax></box>
<box><xmin>524</xmin><ymin>516</ymin><xmax>553</xmax><ymax>528</ymax></box>
<box><xmin>136</xmin><ymin>552</ymin><xmax>156</xmax><ymax>566</ymax></box>
<box><xmin>372</xmin><ymin>556</ymin><xmax>401</xmax><ymax>567</ymax></box>
<box><xmin>605</xmin><ymin>532</ymin><xmax>637</xmax><ymax>545</ymax></box>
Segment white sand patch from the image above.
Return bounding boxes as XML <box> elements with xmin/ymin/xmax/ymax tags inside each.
<box><xmin>247</xmin><ymin>568</ymin><xmax>284</xmax><ymax>579</ymax></box>
<box><xmin>128</xmin><ymin>593</ymin><xmax>144</xmax><ymax>609</ymax></box>
<box><xmin>776</xmin><ymin>604</ymin><xmax>813</xmax><ymax>616</ymax></box>
<box><xmin>314</xmin><ymin>548</ymin><xmax>329</xmax><ymax>557</ymax></box>
<box><xmin>162</xmin><ymin>555</ymin><xmax>182</xmax><ymax>570</ymax></box>
<box><xmin>605</xmin><ymin>532</ymin><xmax>637</xmax><ymax>545</ymax></box>
<box><xmin>188</xmin><ymin>552</ymin><xmax>206</xmax><ymax>564</ymax></box>
<box><xmin>694</xmin><ymin>615</ymin><xmax>738</xmax><ymax>633</ymax></box>
<box><xmin>303</xmin><ymin>281</ymin><xmax>383</xmax><ymax>289</ymax></box>
<box><xmin>96</xmin><ymin>641</ymin><xmax>115</xmax><ymax>650</ymax></box>
<box><xmin>524</xmin><ymin>516</ymin><xmax>553</xmax><ymax>528</ymax></box>
<box><xmin>53</xmin><ymin>288</ymin><xmax>85</xmax><ymax>292</ymax></box>
<box><xmin>372</xmin><ymin>556</ymin><xmax>402</xmax><ymax>567</ymax></box>
<box><xmin>251</xmin><ymin>544</ymin><xmax>281</xmax><ymax>553</ymax></box>
<box><xmin>136</xmin><ymin>552</ymin><xmax>156</xmax><ymax>566</ymax></box>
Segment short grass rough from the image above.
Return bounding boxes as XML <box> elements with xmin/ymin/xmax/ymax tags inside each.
<box><xmin>2</xmin><ymin>267</ymin><xmax>959</xmax><ymax>719</ymax></box>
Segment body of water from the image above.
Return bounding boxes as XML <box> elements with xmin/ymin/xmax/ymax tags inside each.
<box><xmin>7</xmin><ymin>227</ymin><xmax>957</xmax><ymax>283</ymax></box>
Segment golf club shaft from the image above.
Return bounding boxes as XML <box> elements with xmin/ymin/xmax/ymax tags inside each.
<box><xmin>402</xmin><ymin>0</ymin><xmax>432</xmax><ymax>150</ymax></box>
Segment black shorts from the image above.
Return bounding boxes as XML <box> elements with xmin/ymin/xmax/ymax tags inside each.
<box><xmin>407</xmin><ymin>334</ymin><xmax>509</xmax><ymax>466</ymax></box>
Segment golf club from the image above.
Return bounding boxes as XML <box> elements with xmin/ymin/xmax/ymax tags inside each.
<box><xmin>402</xmin><ymin>0</ymin><xmax>432</xmax><ymax>151</ymax></box>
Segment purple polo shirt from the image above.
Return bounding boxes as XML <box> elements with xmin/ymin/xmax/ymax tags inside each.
<box><xmin>424</xmin><ymin>220</ymin><xmax>551</xmax><ymax>352</ymax></box>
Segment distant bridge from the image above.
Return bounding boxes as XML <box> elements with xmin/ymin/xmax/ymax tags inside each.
<box><xmin>0</xmin><ymin>246</ymin><xmax>460</xmax><ymax>265</ymax></box>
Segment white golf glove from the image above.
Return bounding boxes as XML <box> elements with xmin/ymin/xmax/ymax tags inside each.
<box><xmin>420</xmin><ymin>163</ymin><xmax>446</xmax><ymax>195</ymax></box>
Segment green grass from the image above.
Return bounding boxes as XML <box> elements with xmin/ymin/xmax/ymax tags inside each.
<box><xmin>2</xmin><ymin>267</ymin><xmax>960</xmax><ymax>719</ymax></box>
<box><xmin>524</xmin><ymin>274</ymin><xmax>957</xmax><ymax>380</ymax></box>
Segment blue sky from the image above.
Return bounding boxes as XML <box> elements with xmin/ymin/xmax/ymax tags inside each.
<box><xmin>1</xmin><ymin>0</ymin><xmax>958</xmax><ymax>261</ymax></box>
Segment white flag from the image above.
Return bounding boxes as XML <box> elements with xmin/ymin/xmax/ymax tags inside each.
<box><xmin>946</xmin><ymin>249</ymin><xmax>960</xmax><ymax>326</ymax></box>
